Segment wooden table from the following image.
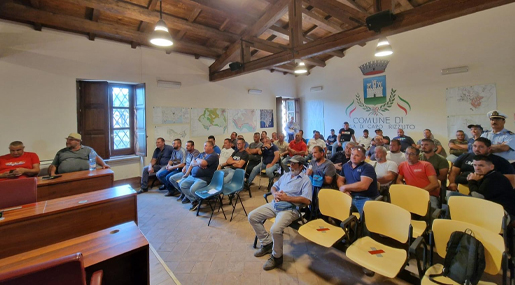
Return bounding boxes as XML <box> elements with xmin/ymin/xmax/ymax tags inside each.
<box><xmin>37</xmin><ymin>169</ymin><xmax>114</xmax><ymax>201</ymax></box>
<box><xmin>0</xmin><ymin>222</ymin><xmax>149</xmax><ymax>285</ymax></box>
<box><xmin>0</xmin><ymin>185</ymin><xmax>137</xmax><ymax>259</ymax></box>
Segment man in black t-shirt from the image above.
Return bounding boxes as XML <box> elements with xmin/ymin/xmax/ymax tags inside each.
<box><xmin>247</xmin><ymin>137</ymin><xmax>280</xmax><ymax>190</ymax></box>
<box><xmin>449</xmin><ymin>137</ymin><xmax>515</xmax><ymax>190</ymax></box>
<box><xmin>331</xmin><ymin>122</ymin><xmax>356</xmax><ymax>155</ymax></box>
<box><xmin>220</xmin><ymin>138</ymin><xmax>249</xmax><ymax>183</ymax></box>
<box><xmin>392</xmin><ymin>128</ymin><xmax>416</xmax><ymax>152</ymax></box>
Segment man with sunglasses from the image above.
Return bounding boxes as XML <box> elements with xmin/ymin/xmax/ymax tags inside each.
<box><xmin>337</xmin><ymin>146</ymin><xmax>379</xmax><ymax>215</ymax></box>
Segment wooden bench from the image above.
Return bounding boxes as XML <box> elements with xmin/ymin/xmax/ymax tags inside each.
<box><xmin>0</xmin><ymin>185</ymin><xmax>137</xmax><ymax>259</ymax></box>
<box><xmin>0</xmin><ymin>222</ymin><xmax>149</xmax><ymax>285</ymax></box>
<box><xmin>37</xmin><ymin>169</ymin><xmax>114</xmax><ymax>201</ymax></box>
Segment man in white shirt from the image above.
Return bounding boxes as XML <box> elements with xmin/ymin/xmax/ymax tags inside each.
<box><xmin>218</xmin><ymin>138</ymin><xmax>234</xmax><ymax>167</ymax></box>
<box><xmin>386</xmin><ymin>139</ymin><xmax>405</xmax><ymax>166</ymax></box>
<box><xmin>370</xmin><ymin>146</ymin><xmax>398</xmax><ymax>195</ymax></box>
<box><xmin>307</xmin><ymin>131</ymin><xmax>326</xmax><ymax>160</ymax></box>
<box><xmin>357</xmin><ymin>129</ymin><xmax>373</xmax><ymax>150</ymax></box>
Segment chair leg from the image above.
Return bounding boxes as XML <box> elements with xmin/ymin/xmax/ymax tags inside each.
<box><xmin>196</xmin><ymin>199</ymin><xmax>203</xmax><ymax>217</ymax></box>
<box><xmin>207</xmin><ymin>199</ymin><xmax>215</xmax><ymax>226</ymax></box>
<box><xmin>253</xmin><ymin>235</ymin><xmax>258</xmax><ymax>249</ymax></box>
<box><xmin>150</xmin><ymin>176</ymin><xmax>156</xmax><ymax>189</ymax></box>
<box><xmin>219</xmin><ymin>196</ymin><xmax>227</xmax><ymax>220</ymax></box>
<box><xmin>238</xmin><ymin>193</ymin><xmax>248</xmax><ymax>217</ymax></box>
<box><xmin>229</xmin><ymin>195</ymin><xmax>237</xmax><ymax>222</ymax></box>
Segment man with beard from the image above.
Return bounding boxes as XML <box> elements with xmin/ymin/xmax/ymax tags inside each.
<box><xmin>247</xmin><ymin>137</ymin><xmax>279</xmax><ymax>190</ymax></box>
<box><xmin>282</xmin><ymin>133</ymin><xmax>307</xmax><ymax>173</ymax></box>
<box><xmin>370</xmin><ymin>146</ymin><xmax>398</xmax><ymax>193</ymax></box>
<box><xmin>447</xmin><ymin>130</ymin><xmax>469</xmax><ymax>163</ymax></box>
<box><xmin>307</xmin><ymin>146</ymin><xmax>336</xmax><ymax>188</ymax></box>
<box><xmin>245</xmin><ymin>132</ymin><xmax>263</xmax><ymax>181</ymax></box>
<box><xmin>419</xmin><ymin>138</ymin><xmax>449</xmax><ymax>187</ymax></box>
<box><xmin>169</xmin><ymin>140</ymin><xmax>200</xmax><ymax>202</ymax></box>
<box><xmin>330</xmin><ymin>142</ymin><xmax>356</xmax><ymax>172</ymax></box>
<box><xmin>248</xmin><ymin>155</ymin><xmax>312</xmax><ymax>271</ymax></box>
<box><xmin>221</xmin><ymin>138</ymin><xmax>249</xmax><ymax>184</ymax></box>
<box><xmin>386</xmin><ymin>139</ymin><xmax>405</xmax><ymax>166</ymax></box>
<box><xmin>416</xmin><ymin>129</ymin><xmax>446</xmax><ymax>157</ymax></box>
<box><xmin>392</xmin><ymin>129</ymin><xmax>416</xmax><ymax>152</ymax></box>
<box><xmin>159</xmin><ymin>139</ymin><xmax>186</xmax><ymax>195</ymax></box>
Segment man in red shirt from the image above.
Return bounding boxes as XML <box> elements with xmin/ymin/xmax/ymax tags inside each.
<box><xmin>396</xmin><ymin>146</ymin><xmax>440</xmax><ymax>208</ymax></box>
<box><xmin>0</xmin><ymin>141</ymin><xmax>40</xmax><ymax>179</ymax></box>
<box><xmin>281</xmin><ymin>133</ymin><xmax>307</xmax><ymax>172</ymax></box>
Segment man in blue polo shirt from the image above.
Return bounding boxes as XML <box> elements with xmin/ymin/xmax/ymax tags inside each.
<box><xmin>208</xmin><ymin>135</ymin><xmax>221</xmax><ymax>155</ymax></box>
<box><xmin>337</xmin><ymin>146</ymin><xmax>379</xmax><ymax>214</ymax></box>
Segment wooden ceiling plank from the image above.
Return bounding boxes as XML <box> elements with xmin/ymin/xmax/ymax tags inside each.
<box><xmin>88</xmin><ymin>8</ymin><xmax>101</xmax><ymax>41</ymax></box>
<box><xmin>187</xmin><ymin>0</ymin><xmax>257</xmax><ymax>27</ymax></box>
<box><xmin>397</xmin><ymin>0</ymin><xmax>414</xmax><ymax>10</ymax></box>
<box><xmin>302</xmin><ymin>7</ymin><xmax>342</xmax><ymax>33</ymax></box>
<box><xmin>219</xmin><ymin>18</ymin><xmax>230</xmax><ymax>31</ymax></box>
<box><xmin>343</xmin><ymin>0</ymin><xmax>370</xmax><ymax>14</ymax></box>
<box><xmin>58</xmin><ymin>0</ymin><xmax>240</xmax><ymax>43</ymax></box>
<box><xmin>0</xmin><ymin>1</ymin><xmax>222</xmax><ymax>58</ymax></box>
<box><xmin>138</xmin><ymin>0</ymin><xmax>159</xmax><ymax>33</ymax></box>
<box><xmin>208</xmin><ymin>0</ymin><xmax>290</xmax><ymax>73</ymax></box>
<box><xmin>304</xmin><ymin>0</ymin><xmax>368</xmax><ymax>26</ymax></box>
<box><xmin>175</xmin><ymin>7</ymin><xmax>202</xmax><ymax>41</ymax></box>
<box><xmin>210</xmin><ymin>0</ymin><xmax>515</xmax><ymax>81</ymax></box>
<box><xmin>247</xmin><ymin>37</ymin><xmax>287</xmax><ymax>53</ymax></box>
<box><xmin>289</xmin><ymin>0</ymin><xmax>303</xmax><ymax>48</ymax></box>
<box><xmin>303</xmin><ymin>57</ymin><xmax>325</xmax><ymax>67</ymax></box>
<box><xmin>268</xmin><ymin>25</ymin><xmax>290</xmax><ymax>40</ymax></box>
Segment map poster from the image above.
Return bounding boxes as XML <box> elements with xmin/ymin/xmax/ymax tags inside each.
<box><xmin>155</xmin><ymin>125</ymin><xmax>190</xmax><ymax>143</ymax></box>
<box><xmin>260</xmin><ymin>109</ymin><xmax>274</xmax><ymax>128</ymax></box>
<box><xmin>153</xmin><ymin>107</ymin><xmax>190</xmax><ymax>124</ymax></box>
<box><xmin>446</xmin><ymin>84</ymin><xmax>496</xmax><ymax>115</ymax></box>
<box><xmin>191</xmin><ymin>108</ymin><xmax>228</xmax><ymax>137</ymax></box>
<box><xmin>228</xmin><ymin>109</ymin><xmax>258</xmax><ymax>133</ymax></box>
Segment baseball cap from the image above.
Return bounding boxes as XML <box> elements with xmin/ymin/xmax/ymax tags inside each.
<box><xmin>66</xmin><ymin>133</ymin><xmax>82</xmax><ymax>140</ymax></box>
<box><xmin>289</xmin><ymin>155</ymin><xmax>305</xmax><ymax>164</ymax></box>
<box><xmin>467</xmin><ymin>124</ymin><xmax>483</xmax><ymax>130</ymax></box>
<box><xmin>375</xmin><ymin>129</ymin><xmax>382</xmax><ymax>133</ymax></box>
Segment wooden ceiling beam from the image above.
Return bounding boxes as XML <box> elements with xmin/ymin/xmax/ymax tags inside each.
<box><xmin>28</xmin><ymin>0</ymin><xmax>42</xmax><ymax>31</ymax></box>
<box><xmin>302</xmin><ymin>7</ymin><xmax>342</xmax><ymax>33</ymax></box>
<box><xmin>304</xmin><ymin>0</ymin><xmax>367</xmax><ymax>26</ymax></box>
<box><xmin>88</xmin><ymin>8</ymin><xmax>101</xmax><ymax>41</ymax></box>
<box><xmin>397</xmin><ymin>0</ymin><xmax>414</xmax><ymax>10</ymax></box>
<box><xmin>58</xmin><ymin>0</ymin><xmax>239</xmax><ymax>44</ymax></box>
<box><xmin>343</xmin><ymin>0</ymin><xmax>370</xmax><ymax>14</ymax></box>
<box><xmin>187</xmin><ymin>0</ymin><xmax>257</xmax><ymax>27</ymax></box>
<box><xmin>0</xmin><ymin>1</ymin><xmax>222</xmax><ymax>58</ymax></box>
<box><xmin>219</xmin><ymin>18</ymin><xmax>230</xmax><ymax>31</ymax></box>
<box><xmin>132</xmin><ymin>0</ymin><xmax>158</xmax><ymax>49</ymax></box>
<box><xmin>208</xmin><ymin>0</ymin><xmax>289</xmax><ymax>74</ymax></box>
<box><xmin>176</xmin><ymin>7</ymin><xmax>202</xmax><ymax>41</ymax></box>
<box><xmin>289</xmin><ymin>0</ymin><xmax>303</xmax><ymax>48</ymax></box>
<box><xmin>268</xmin><ymin>25</ymin><xmax>290</xmax><ymax>40</ymax></box>
<box><xmin>248</xmin><ymin>37</ymin><xmax>287</xmax><ymax>53</ymax></box>
<box><xmin>210</xmin><ymin>0</ymin><xmax>515</xmax><ymax>81</ymax></box>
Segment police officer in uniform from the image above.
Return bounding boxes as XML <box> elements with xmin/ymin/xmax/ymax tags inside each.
<box><xmin>481</xmin><ymin>110</ymin><xmax>515</xmax><ymax>168</ymax></box>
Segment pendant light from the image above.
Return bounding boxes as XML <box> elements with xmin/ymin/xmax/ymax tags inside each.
<box><xmin>375</xmin><ymin>37</ymin><xmax>392</xmax><ymax>57</ymax></box>
<box><xmin>150</xmin><ymin>0</ymin><xmax>173</xmax><ymax>47</ymax></box>
<box><xmin>294</xmin><ymin>60</ymin><xmax>307</xmax><ymax>74</ymax></box>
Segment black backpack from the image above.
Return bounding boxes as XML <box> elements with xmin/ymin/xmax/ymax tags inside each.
<box><xmin>429</xmin><ymin>229</ymin><xmax>486</xmax><ymax>285</ymax></box>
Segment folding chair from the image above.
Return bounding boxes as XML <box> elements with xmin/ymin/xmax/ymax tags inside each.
<box><xmin>194</xmin><ymin>170</ymin><xmax>226</xmax><ymax>226</ymax></box>
<box><xmin>448</xmin><ymin>195</ymin><xmax>507</xmax><ymax>234</ymax></box>
<box><xmin>298</xmin><ymin>189</ymin><xmax>357</xmax><ymax>247</ymax></box>
<box><xmin>457</xmin><ymin>183</ymin><xmax>470</xmax><ymax>195</ymax></box>
<box><xmin>422</xmin><ymin>219</ymin><xmax>508</xmax><ymax>285</ymax></box>
<box><xmin>390</xmin><ymin>184</ymin><xmax>431</xmax><ymax>239</ymax></box>
<box><xmin>221</xmin><ymin>169</ymin><xmax>247</xmax><ymax>221</ymax></box>
<box><xmin>346</xmin><ymin>201</ymin><xmax>425</xmax><ymax>279</ymax></box>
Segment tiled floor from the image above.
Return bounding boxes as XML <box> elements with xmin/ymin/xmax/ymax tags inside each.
<box><xmin>137</xmin><ymin>176</ymin><xmax>417</xmax><ymax>285</ymax></box>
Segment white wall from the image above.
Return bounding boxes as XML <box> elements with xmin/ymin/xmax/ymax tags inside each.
<box><xmin>0</xmin><ymin>20</ymin><xmax>295</xmax><ymax>180</ymax></box>
<box><xmin>297</xmin><ymin>3</ymin><xmax>515</xmax><ymax>152</ymax></box>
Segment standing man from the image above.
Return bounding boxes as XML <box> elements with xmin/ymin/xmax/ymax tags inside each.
<box><xmin>447</xmin><ymin>130</ymin><xmax>469</xmax><ymax>163</ymax></box>
<box><xmin>137</xmin><ymin>137</ymin><xmax>173</xmax><ymax>194</ymax></box>
<box><xmin>481</xmin><ymin>110</ymin><xmax>515</xmax><ymax>167</ymax></box>
<box><xmin>284</xmin><ymin>116</ymin><xmax>299</xmax><ymax>142</ymax></box>
<box><xmin>417</xmin><ymin>129</ymin><xmax>447</xmax><ymax>157</ymax></box>
<box><xmin>357</xmin><ymin>129</ymin><xmax>373</xmax><ymax>149</ymax></box>
<box><xmin>245</xmin><ymin>132</ymin><xmax>263</xmax><ymax>180</ymax></box>
<box><xmin>392</xmin><ymin>129</ymin><xmax>416</xmax><ymax>152</ymax></box>
<box><xmin>208</xmin><ymin>135</ymin><xmax>221</xmax><ymax>155</ymax></box>
<box><xmin>282</xmin><ymin>133</ymin><xmax>307</xmax><ymax>172</ymax></box>
<box><xmin>370</xmin><ymin>146</ymin><xmax>398</xmax><ymax>193</ymax></box>
<box><xmin>326</xmin><ymin>129</ymin><xmax>337</xmax><ymax>151</ymax></box>
<box><xmin>248</xmin><ymin>137</ymin><xmax>280</xmax><ymax>190</ymax></box>
<box><xmin>332</xmin><ymin>122</ymin><xmax>356</xmax><ymax>155</ymax></box>
<box><xmin>169</xmin><ymin>140</ymin><xmax>200</xmax><ymax>202</ymax></box>
<box><xmin>396</xmin><ymin>147</ymin><xmax>440</xmax><ymax>208</ymax></box>
<box><xmin>467</xmin><ymin>124</ymin><xmax>483</xmax><ymax>152</ymax></box>
<box><xmin>157</xmin><ymin>139</ymin><xmax>186</xmax><ymax>191</ymax></box>
<box><xmin>306</xmin><ymin>131</ymin><xmax>326</xmax><ymax>160</ymax></box>
<box><xmin>307</xmin><ymin>146</ymin><xmax>336</xmax><ymax>188</ymax></box>
<box><xmin>337</xmin><ymin>146</ymin><xmax>379</xmax><ymax>215</ymax></box>
<box><xmin>386</xmin><ymin>139</ymin><xmax>405</xmax><ymax>166</ymax></box>
<box><xmin>248</xmin><ymin>155</ymin><xmax>312</xmax><ymax>271</ymax></box>
<box><xmin>0</xmin><ymin>141</ymin><xmax>40</xmax><ymax>179</ymax></box>
<box><xmin>419</xmin><ymin>139</ymin><xmax>449</xmax><ymax>188</ymax></box>
<box><xmin>179</xmin><ymin>141</ymin><xmax>219</xmax><ymax>211</ymax></box>
<box><xmin>220</xmin><ymin>138</ymin><xmax>249</xmax><ymax>184</ymax></box>
<box><xmin>49</xmin><ymin>133</ymin><xmax>110</xmax><ymax>177</ymax></box>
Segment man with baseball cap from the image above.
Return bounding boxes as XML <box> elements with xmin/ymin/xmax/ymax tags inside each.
<box><xmin>48</xmin><ymin>133</ymin><xmax>109</xmax><ymax>175</ymax></box>
<box><xmin>467</xmin><ymin>124</ymin><xmax>483</xmax><ymax>152</ymax></box>
<box><xmin>481</xmin><ymin>110</ymin><xmax>515</xmax><ymax>167</ymax></box>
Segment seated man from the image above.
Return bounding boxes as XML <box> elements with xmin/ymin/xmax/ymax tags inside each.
<box><xmin>307</xmin><ymin>146</ymin><xmax>336</xmax><ymax>188</ymax></box>
<box><xmin>386</xmin><ymin>139</ymin><xmax>405</xmax><ymax>166</ymax></box>
<box><xmin>237</xmin><ymin>135</ymin><xmax>249</xmax><ymax>149</ymax></box>
<box><xmin>245</xmin><ymin>132</ymin><xmax>263</xmax><ymax>179</ymax></box>
<box><xmin>330</xmin><ymin>142</ymin><xmax>356</xmax><ymax>172</ymax></box>
<box><xmin>419</xmin><ymin>138</ymin><xmax>449</xmax><ymax>188</ymax></box>
<box><xmin>160</xmin><ymin>139</ymin><xmax>187</xmax><ymax>196</ymax></box>
<box><xmin>0</xmin><ymin>141</ymin><xmax>40</xmax><ymax>179</ymax></box>
<box><xmin>282</xmin><ymin>132</ymin><xmax>307</xmax><ymax>172</ymax></box>
<box><xmin>49</xmin><ymin>133</ymin><xmax>109</xmax><ymax>177</ymax></box>
<box><xmin>169</xmin><ymin>140</ymin><xmax>200</xmax><ymax>202</ymax></box>
<box><xmin>448</xmin><ymin>137</ymin><xmax>515</xmax><ymax>190</ymax></box>
<box><xmin>447</xmin><ymin>130</ymin><xmax>469</xmax><ymax>163</ymax></box>
<box><xmin>392</xmin><ymin>128</ymin><xmax>416</xmax><ymax>152</ymax></box>
<box><xmin>271</xmin><ymin>132</ymin><xmax>278</xmax><ymax>144</ymax></box>
<box><xmin>220</xmin><ymin>138</ymin><xmax>249</xmax><ymax>184</ymax></box>
<box><xmin>366</xmin><ymin>135</ymin><xmax>385</xmax><ymax>161</ymax></box>
<box><xmin>416</xmin><ymin>129</ymin><xmax>447</xmax><ymax>157</ymax></box>
<box><xmin>218</xmin><ymin>138</ymin><xmax>234</xmax><ymax>167</ymax></box>
<box><xmin>306</xmin><ymin>131</ymin><xmax>326</xmax><ymax>160</ymax></box>
<box><xmin>337</xmin><ymin>146</ymin><xmax>379</xmax><ymax>214</ymax></box>
<box><xmin>260</xmin><ymin>131</ymin><xmax>268</xmax><ymax>143</ymax></box>
<box><xmin>273</xmin><ymin>133</ymin><xmax>289</xmax><ymax>163</ymax></box>
<box><xmin>326</xmin><ymin>129</ymin><xmax>337</xmax><ymax>151</ymax></box>
<box><xmin>137</xmin><ymin>137</ymin><xmax>173</xmax><ymax>194</ymax></box>
<box><xmin>179</xmin><ymin>141</ymin><xmax>219</xmax><ymax>211</ymax></box>
<box><xmin>230</xmin><ymin>132</ymin><xmax>238</xmax><ymax>150</ymax></box>
<box><xmin>208</xmin><ymin>135</ymin><xmax>221</xmax><ymax>155</ymax></box>
<box><xmin>248</xmin><ymin>137</ymin><xmax>280</xmax><ymax>190</ymax></box>
<box><xmin>370</xmin><ymin>146</ymin><xmax>398</xmax><ymax>194</ymax></box>
<box><xmin>396</xmin><ymin>147</ymin><xmax>440</xmax><ymax>208</ymax></box>
<box><xmin>248</xmin><ymin>155</ymin><xmax>312</xmax><ymax>271</ymax></box>
<box><xmin>357</xmin><ymin>129</ymin><xmax>373</xmax><ymax>149</ymax></box>
<box><xmin>372</xmin><ymin>129</ymin><xmax>390</xmax><ymax>147</ymax></box>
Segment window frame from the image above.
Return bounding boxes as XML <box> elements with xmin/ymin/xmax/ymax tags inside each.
<box><xmin>109</xmin><ymin>84</ymin><xmax>135</xmax><ymax>156</ymax></box>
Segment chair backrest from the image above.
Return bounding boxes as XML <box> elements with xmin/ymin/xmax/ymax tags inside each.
<box><xmin>230</xmin><ymin>169</ymin><xmax>245</xmax><ymax>188</ymax></box>
<box><xmin>0</xmin><ymin>178</ymin><xmax>37</xmax><ymax>209</ymax></box>
<box><xmin>318</xmin><ymin>189</ymin><xmax>352</xmax><ymax>221</ymax></box>
<box><xmin>457</xmin><ymin>183</ymin><xmax>470</xmax><ymax>195</ymax></box>
<box><xmin>209</xmin><ymin>170</ymin><xmax>225</xmax><ymax>190</ymax></box>
<box><xmin>0</xmin><ymin>253</ymin><xmax>87</xmax><ymax>285</ymax></box>
<box><xmin>432</xmin><ymin>219</ymin><xmax>504</xmax><ymax>275</ymax></box>
<box><xmin>448</xmin><ymin>196</ymin><xmax>505</xmax><ymax>234</ymax></box>
<box><xmin>363</xmin><ymin>201</ymin><xmax>411</xmax><ymax>243</ymax></box>
<box><xmin>389</xmin><ymin>184</ymin><xmax>429</xmax><ymax>217</ymax></box>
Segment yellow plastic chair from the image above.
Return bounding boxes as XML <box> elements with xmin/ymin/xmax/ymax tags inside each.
<box><xmin>346</xmin><ymin>201</ymin><xmax>413</xmax><ymax>278</ymax></box>
<box><xmin>421</xmin><ymin>219</ymin><xmax>507</xmax><ymax>285</ymax></box>
<box><xmin>457</xmin><ymin>183</ymin><xmax>470</xmax><ymax>195</ymax></box>
<box><xmin>389</xmin><ymin>184</ymin><xmax>431</xmax><ymax>238</ymax></box>
<box><xmin>448</xmin><ymin>196</ymin><xmax>506</xmax><ymax>234</ymax></box>
<box><xmin>298</xmin><ymin>189</ymin><xmax>357</xmax><ymax>247</ymax></box>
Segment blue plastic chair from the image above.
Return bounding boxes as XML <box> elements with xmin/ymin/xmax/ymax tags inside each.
<box><xmin>194</xmin><ymin>170</ymin><xmax>226</xmax><ymax>226</ymax></box>
<box><xmin>221</xmin><ymin>169</ymin><xmax>247</xmax><ymax>221</ymax></box>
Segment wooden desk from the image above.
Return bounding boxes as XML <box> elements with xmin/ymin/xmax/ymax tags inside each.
<box><xmin>0</xmin><ymin>222</ymin><xmax>149</xmax><ymax>285</ymax></box>
<box><xmin>0</xmin><ymin>185</ymin><xmax>137</xmax><ymax>259</ymax></box>
<box><xmin>37</xmin><ymin>169</ymin><xmax>114</xmax><ymax>201</ymax></box>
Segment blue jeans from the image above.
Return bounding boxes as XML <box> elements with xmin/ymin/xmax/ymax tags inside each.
<box><xmin>248</xmin><ymin>163</ymin><xmax>280</xmax><ymax>185</ymax></box>
<box><xmin>156</xmin><ymin>167</ymin><xmax>170</xmax><ymax>184</ymax></box>
<box><xmin>163</xmin><ymin>169</ymin><xmax>181</xmax><ymax>190</ymax></box>
<box><xmin>179</xmin><ymin>175</ymin><xmax>208</xmax><ymax>202</ymax></box>
<box><xmin>352</xmin><ymin>195</ymin><xmax>373</xmax><ymax>216</ymax></box>
<box><xmin>169</xmin><ymin>172</ymin><xmax>185</xmax><ymax>192</ymax></box>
